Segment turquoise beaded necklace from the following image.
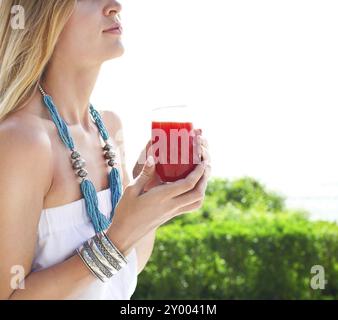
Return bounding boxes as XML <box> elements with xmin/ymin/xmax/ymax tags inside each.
<box><xmin>38</xmin><ymin>84</ymin><xmax>122</xmax><ymax>233</ymax></box>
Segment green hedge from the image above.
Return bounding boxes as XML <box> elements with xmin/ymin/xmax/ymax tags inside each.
<box><xmin>204</xmin><ymin>177</ymin><xmax>286</xmax><ymax>212</ymax></box>
<box><xmin>132</xmin><ymin>213</ymin><xmax>338</xmax><ymax>300</ymax></box>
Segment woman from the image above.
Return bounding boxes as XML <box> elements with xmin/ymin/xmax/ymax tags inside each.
<box><xmin>0</xmin><ymin>0</ymin><xmax>211</xmax><ymax>300</ymax></box>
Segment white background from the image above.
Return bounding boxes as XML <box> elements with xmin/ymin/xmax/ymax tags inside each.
<box><xmin>92</xmin><ymin>0</ymin><xmax>338</xmax><ymax>220</ymax></box>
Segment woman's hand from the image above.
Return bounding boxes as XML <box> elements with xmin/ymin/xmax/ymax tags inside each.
<box><xmin>177</xmin><ymin>129</ymin><xmax>212</xmax><ymax>214</ymax></box>
<box><xmin>108</xmin><ymin>158</ymin><xmax>207</xmax><ymax>254</ymax></box>
<box><xmin>132</xmin><ymin>140</ymin><xmax>162</xmax><ymax>192</ymax></box>
<box><xmin>108</xmin><ymin>130</ymin><xmax>212</xmax><ymax>255</ymax></box>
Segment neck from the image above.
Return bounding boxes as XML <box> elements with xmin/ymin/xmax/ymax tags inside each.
<box><xmin>40</xmin><ymin>59</ymin><xmax>101</xmax><ymax>129</ymax></box>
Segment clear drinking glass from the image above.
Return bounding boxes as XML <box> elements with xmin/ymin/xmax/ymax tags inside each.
<box><xmin>151</xmin><ymin>105</ymin><xmax>201</xmax><ymax>182</ymax></box>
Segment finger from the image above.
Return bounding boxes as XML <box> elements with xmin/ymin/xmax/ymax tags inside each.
<box><xmin>143</xmin><ymin>172</ymin><xmax>163</xmax><ymax>192</ymax></box>
<box><xmin>196</xmin><ymin>135</ymin><xmax>209</xmax><ymax>161</ymax></box>
<box><xmin>192</xmin><ymin>134</ymin><xmax>203</xmax><ymax>164</ymax></box>
<box><xmin>203</xmin><ymin>161</ymin><xmax>212</xmax><ymax>179</ymax></box>
<box><xmin>193</xmin><ymin>128</ymin><xmax>203</xmax><ymax>136</ymax></box>
<box><xmin>133</xmin><ymin>156</ymin><xmax>156</xmax><ymax>194</ymax></box>
<box><xmin>174</xmin><ymin>199</ymin><xmax>203</xmax><ymax>216</ymax></box>
<box><xmin>137</xmin><ymin>140</ymin><xmax>152</xmax><ymax>164</ymax></box>
<box><xmin>133</xmin><ymin>140</ymin><xmax>153</xmax><ymax>178</ymax></box>
<box><xmin>146</xmin><ymin>139</ymin><xmax>152</xmax><ymax>151</ymax></box>
<box><xmin>156</xmin><ymin>162</ymin><xmax>206</xmax><ymax>198</ymax></box>
<box><xmin>200</xmin><ymin>145</ymin><xmax>211</xmax><ymax>163</ymax></box>
<box><xmin>173</xmin><ymin>167</ymin><xmax>210</xmax><ymax>208</ymax></box>
<box><xmin>146</xmin><ymin>142</ymin><xmax>155</xmax><ymax>156</ymax></box>
<box><xmin>198</xmin><ymin>135</ymin><xmax>209</xmax><ymax>149</ymax></box>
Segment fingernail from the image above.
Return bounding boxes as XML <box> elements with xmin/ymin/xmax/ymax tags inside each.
<box><xmin>146</xmin><ymin>156</ymin><xmax>154</xmax><ymax>167</ymax></box>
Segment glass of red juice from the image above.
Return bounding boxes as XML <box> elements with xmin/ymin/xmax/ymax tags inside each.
<box><xmin>151</xmin><ymin>106</ymin><xmax>201</xmax><ymax>182</ymax></box>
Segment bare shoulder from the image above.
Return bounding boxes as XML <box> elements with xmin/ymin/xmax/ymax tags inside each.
<box><xmin>0</xmin><ymin>114</ymin><xmax>53</xmax><ymax>195</ymax></box>
<box><xmin>0</xmin><ymin>113</ymin><xmax>52</xmax><ymax>155</ymax></box>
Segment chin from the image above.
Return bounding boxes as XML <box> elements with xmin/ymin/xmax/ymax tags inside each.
<box><xmin>106</xmin><ymin>42</ymin><xmax>125</xmax><ymax>60</ymax></box>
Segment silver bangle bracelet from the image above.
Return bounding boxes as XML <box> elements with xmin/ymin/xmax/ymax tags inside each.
<box><xmin>76</xmin><ymin>232</ymin><xmax>129</xmax><ymax>283</ymax></box>
<box><xmin>83</xmin><ymin>242</ymin><xmax>114</xmax><ymax>281</ymax></box>
<box><xmin>93</xmin><ymin>235</ymin><xmax>122</xmax><ymax>272</ymax></box>
<box><xmin>76</xmin><ymin>245</ymin><xmax>105</xmax><ymax>282</ymax></box>
<box><xmin>87</xmin><ymin>238</ymin><xmax>119</xmax><ymax>275</ymax></box>
<box><xmin>97</xmin><ymin>231</ymin><xmax>128</xmax><ymax>267</ymax></box>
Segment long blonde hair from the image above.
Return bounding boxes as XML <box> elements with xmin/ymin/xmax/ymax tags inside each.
<box><xmin>0</xmin><ymin>0</ymin><xmax>76</xmax><ymax>123</ymax></box>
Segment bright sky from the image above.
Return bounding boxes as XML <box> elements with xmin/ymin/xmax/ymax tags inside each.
<box><xmin>92</xmin><ymin>0</ymin><xmax>338</xmax><ymax>202</ymax></box>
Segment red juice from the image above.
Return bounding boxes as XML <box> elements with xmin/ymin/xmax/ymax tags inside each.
<box><xmin>151</xmin><ymin>121</ymin><xmax>198</xmax><ymax>182</ymax></box>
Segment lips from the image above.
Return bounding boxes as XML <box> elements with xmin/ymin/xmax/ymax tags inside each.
<box><xmin>103</xmin><ymin>22</ymin><xmax>123</xmax><ymax>33</ymax></box>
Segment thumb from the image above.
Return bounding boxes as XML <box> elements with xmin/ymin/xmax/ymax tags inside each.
<box><xmin>134</xmin><ymin>155</ymin><xmax>156</xmax><ymax>193</ymax></box>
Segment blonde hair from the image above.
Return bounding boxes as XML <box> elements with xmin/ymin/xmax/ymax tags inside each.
<box><xmin>0</xmin><ymin>0</ymin><xmax>76</xmax><ymax>123</ymax></box>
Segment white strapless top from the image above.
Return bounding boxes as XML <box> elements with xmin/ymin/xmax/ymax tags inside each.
<box><xmin>31</xmin><ymin>188</ymin><xmax>138</xmax><ymax>300</ymax></box>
